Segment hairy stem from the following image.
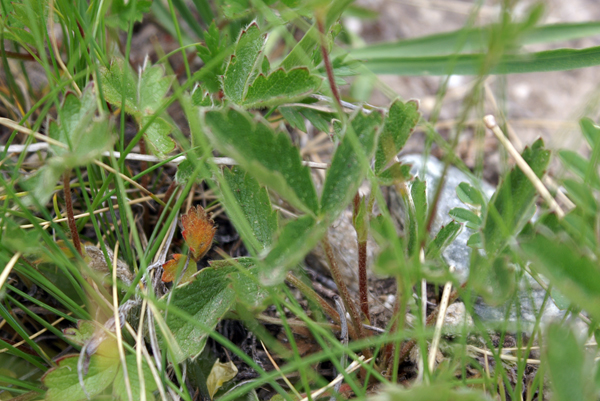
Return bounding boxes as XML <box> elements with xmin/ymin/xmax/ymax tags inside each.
<box><xmin>316</xmin><ymin>13</ymin><xmax>342</xmax><ymax>111</ymax></box>
<box><xmin>322</xmin><ymin>235</ymin><xmax>371</xmax><ymax>360</ymax></box>
<box><xmin>63</xmin><ymin>170</ymin><xmax>82</xmax><ymax>256</ymax></box>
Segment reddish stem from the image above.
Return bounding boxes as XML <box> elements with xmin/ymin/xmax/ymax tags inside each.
<box><xmin>358</xmin><ymin>240</ymin><xmax>369</xmax><ymax>322</ymax></box>
<box><xmin>316</xmin><ymin>14</ymin><xmax>342</xmax><ymax>110</ymax></box>
<box><xmin>322</xmin><ymin>236</ymin><xmax>372</xmax><ymax>359</ymax></box>
<box><xmin>63</xmin><ymin>171</ymin><xmax>82</xmax><ymax>256</ymax></box>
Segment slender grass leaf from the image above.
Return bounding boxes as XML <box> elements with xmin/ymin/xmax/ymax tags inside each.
<box><xmin>520</xmin><ymin>232</ymin><xmax>600</xmax><ymax>321</ymax></box>
<box><xmin>242</xmin><ymin>68</ymin><xmax>322</xmax><ymax>108</ymax></box>
<box><xmin>544</xmin><ymin>323</ymin><xmax>596</xmax><ymax>401</ymax></box>
<box><xmin>350</xmin><ymin>21</ymin><xmax>600</xmax><ymax>59</ymax></box>
<box><xmin>223</xmin><ymin>166</ymin><xmax>278</xmax><ymax>250</ymax></box>
<box><xmin>374</xmin><ymin>99</ymin><xmax>420</xmax><ymax>175</ymax></box>
<box><xmin>161</xmin><ymin>260</ymin><xmax>266</xmax><ymax>362</ymax></box>
<box><xmin>260</xmin><ymin>216</ymin><xmax>327</xmax><ymax>285</ymax></box>
<box><xmin>355</xmin><ymin>45</ymin><xmax>600</xmax><ymax>76</ymax></box>
<box><xmin>203</xmin><ymin>107</ymin><xmax>319</xmax><ymax>214</ymax></box>
<box><xmin>482</xmin><ymin>138</ymin><xmax>550</xmax><ymax>255</ymax></box>
<box><xmin>222</xmin><ymin>22</ymin><xmax>265</xmax><ymax>104</ymax></box>
<box><xmin>320</xmin><ymin>110</ymin><xmax>384</xmax><ymax>219</ymax></box>
<box><xmin>42</xmin><ymin>354</ymin><xmax>119</xmax><ymax>401</ymax></box>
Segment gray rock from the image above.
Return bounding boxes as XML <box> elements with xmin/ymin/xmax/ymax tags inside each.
<box><xmin>399</xmin><ymin>154</ymin><xmax>568</xmax><ymax>332</ymax></box>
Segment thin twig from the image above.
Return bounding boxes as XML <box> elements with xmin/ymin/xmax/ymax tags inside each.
<box><xmin>261</xmin><ymin>340</ymin><xmax>302</xmax><ymax>399</ymax></box>
<box><xmin>299</xmin><ymin>357</ymin><xmax>370</xmax><ymax>401</ymax></box>
<box><xmin>316</xmin><ymin>13</ymin><xmax>342</xmax><ymax>110</ymax></box>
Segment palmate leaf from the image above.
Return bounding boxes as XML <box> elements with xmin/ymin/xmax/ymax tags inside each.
<box><xmin>222</xmin><ymin>22</ymin><xmax>265</xmax><ymax>104</ymax></box>
<box><xmin>241</xmin><ymin>68</ymin><xmax>322</xmax><ymax>108</ymax></box>
<box><xmin>99</xmin><ymin>57</ymin><xmax>175</xmax><ymax>157</ymax></box>
<box><xmin>203</xmin><ymin>107</ymin><xmax>319</xmax><ymax>215</ymax></box>
<box><xmin>320</xmin><ymin>110</ymin><xmax>383</xmax><ymax>220</ymax></box>
<box><xmin>161</xmin><ymin>258</ymin><xmax>267</xmax><ymax>363</ymax></box>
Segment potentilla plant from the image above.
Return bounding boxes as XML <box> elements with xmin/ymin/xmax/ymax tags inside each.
<box><xmin>1</xmin><ymin>1</ymin><xmax>600</xmax><ymax>400</ymax></box>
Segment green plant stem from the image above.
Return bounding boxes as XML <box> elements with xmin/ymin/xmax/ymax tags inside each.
<box><xmin>63</xmin><ymin>170</ymin><xmax>82</xmax><ymax>256</ymax></box>
<box><xmin>322</xmin><ymin>235</ymin><xmax>372</xmax><ymax>359</ymax></box>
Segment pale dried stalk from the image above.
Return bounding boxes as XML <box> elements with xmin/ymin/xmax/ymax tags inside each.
<box><xmin>484</xmin><ymin>115</ymin><xmax>565</xmax><ymax>219</ymax></box>
<box><xmin>112</xmin><ymin>242</ymin><xmax>133</xmax><ymax>401</ymax></box>
<box><xmin>427</xmin><ymin>265</ymin><xmax>455</xmax><ymax>373</ymax></box>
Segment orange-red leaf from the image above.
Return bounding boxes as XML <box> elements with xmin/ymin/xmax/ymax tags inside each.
<box><xmin>181</xmin><ymin>205</ymin><xmax>216</xmax><ymax>261</ymax></box>
<box><xmin>162</xmin><ymin>254</ymin><xmax>185</xmax><ymax>283</ymax></box>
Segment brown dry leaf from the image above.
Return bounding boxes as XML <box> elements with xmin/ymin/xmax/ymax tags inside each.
<box><xmin>161</xmin><ymin>253</ymin><xmax>184</xmax><ymax>283</ymax></box>
<box><xmin>207</xmin><ymin>359</ymin><xmax>238</xmax><ymax>399</ymax></box>
<box><xmin>181</xmin><ymin>205</ymin><xmax>216</xmax><ymax>261</ymax></box>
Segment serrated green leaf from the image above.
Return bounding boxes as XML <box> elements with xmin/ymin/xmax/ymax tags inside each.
<box><xmin>377</xmin><ymin>162</ymin><xmax>413</xmax><ymax>186</ymax></box>
<box><xmin>544</xmin><ymin>323</ymin><xmax>596</xmax><ymax>401</ymax></box>
<box><xmin>223</xmin><ymin>166</ymin><xmax>278</xmax><ymax>249</ymax></box>
<box><xmin>42</xmin><ymin>354</ymin><xmax>119</xmax><ymax>401</ymax></box>
<box><xmin>559</xmin><ymin>149</ymin><xmax>600</xmax><ymax>189</ymax></box>
<box><xmin>449</xmin><ymin>207</ymin><xmax>482</xmax><ymax>229</ymax></box>
<box><xmin>140</xmin><ymin>116</ymin><xmax>176</xmax><ymax>157</ymax></box>
<box><xmin>279</xmin><ymin>106</ymin><xmax>306</xmax><ymax>132</ymax></box>
<box><xmin>105</xmin><ymin>0</ymin><xmax>152</xmax><ymax>30</ymax></box>
<box><xmin>100</xmin><ymin>57</ymin><xmax>175</xmax><ymax>157</ymax></box>
<box><xmin>457</xmin><ymin>182</ymin><xmax>486</xmax><ymax>209</ymax></box>
<box><xmin>320</xmin><ymin>111</ymin><xmax>383</xmax><ymax>219</ymax></box>
<box><xmin>222</xmin><ymin>22</ymin><xmax>265</xmax><ymax>104</ymax></box>
<box><xmin>241</xmin><ymin>68</ymin><xmax>322</xmax><ymax>108</ymax></box>
<box><xmin>197</xmin><ymin>22</ymin><xmax>229</xmax><ymax>93</ymax></box>
<box><xmin>112</xmin><ymin>354</ymin><xmax>158</xmax><ymax>401</ymax></box>
<box><xmin>161</xmin><ymin>259</ymin><xmax>266</xmax><ymax>363</ymax></box>
<box><xmin>482</xmin><ymin>138</ymin><xmax>550</xmax><ymax>255</ymax></box>
<box><xmin>426</xmin><ymin>221</ymin><xmax>462</xmax><ymax>259</ymax></box>
<box><xmin>374</xmin><ymin>99</ymin><xmax>420</xmax><ymax>174</ymax></box>
<box><xmin>520</xmin><ymin>231</ymin><xmax>600</xmax><ymax>322</ymax></box>
<box><xmin>260</xmin><ymin>216</ymin><xmax>327</xmax><ymax>285</ymax></box>
<box><xmin>203</xmin><ymin>107</ymin><xmax>318</xmax><ymax>214</ymax></box>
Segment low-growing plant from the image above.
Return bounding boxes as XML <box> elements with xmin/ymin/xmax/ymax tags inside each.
<box><xmin>1</xmin><ymin>1</ymin><xmax>600</xmax><ymax>400</ymax></box>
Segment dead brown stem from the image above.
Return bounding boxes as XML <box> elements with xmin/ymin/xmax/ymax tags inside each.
<box><xmin>63</xmin><ymin>170</ymin><xmax>82</xmax><ymax>256</ymax></box>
